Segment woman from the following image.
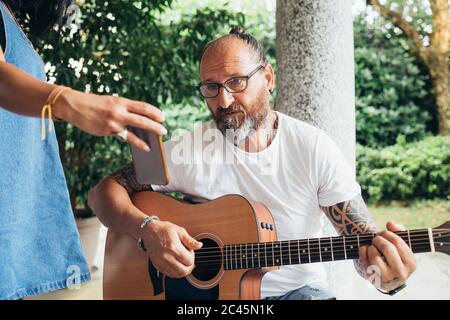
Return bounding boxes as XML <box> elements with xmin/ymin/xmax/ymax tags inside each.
<box><xmin>0</xmin><ymin>0</ymin><xmax>166</xmax><ymax>299</ymax></box>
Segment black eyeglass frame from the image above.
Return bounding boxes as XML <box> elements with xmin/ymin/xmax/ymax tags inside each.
<box><xmin>197</xmin><ymin>64</ymin><xmax>266</xmax><ymax>98</ymax></box>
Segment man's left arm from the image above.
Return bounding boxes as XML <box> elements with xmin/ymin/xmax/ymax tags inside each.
<box><xmin>320</xmin><ymin>195</ymin><xmax>417</xmax><ymax>292</ymax></box>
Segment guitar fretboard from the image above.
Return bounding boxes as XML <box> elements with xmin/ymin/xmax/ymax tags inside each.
<box><xmin>220</xmin><ymin>229</ymin><xmax>435</xmax><ymax>270</ymax></box>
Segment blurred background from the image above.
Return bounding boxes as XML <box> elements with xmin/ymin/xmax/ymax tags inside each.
<box><xmin>27</xmin><ymin>0</ymin><xmax>449</xmax><ymax>299</ymax></box>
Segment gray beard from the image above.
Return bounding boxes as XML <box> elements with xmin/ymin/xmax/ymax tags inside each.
<box><xmin>218</xmin><ymin>108</ymin><xmax>270</xmax><ymax>146</ymax></box>
<box><xmin>223</xmin><ymin>116</ymin><xmax>257</xmax><ymax>145</ymax></box>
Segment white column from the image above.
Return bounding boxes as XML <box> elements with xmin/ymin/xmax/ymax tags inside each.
<box><xmin>276</xmin><ymin>0</ymin><xmax>361</xmax><ymax>299</ymax></box>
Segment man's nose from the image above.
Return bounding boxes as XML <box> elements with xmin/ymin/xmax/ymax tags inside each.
<box><xmin>218</xmin><ymin>86</ymin><xmax>235</xmax><ymax>109</ymax></box>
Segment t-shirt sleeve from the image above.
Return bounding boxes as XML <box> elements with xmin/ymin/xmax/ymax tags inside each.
<box><xmin>315</xmin><ymin>130</ymin><xmax>361</xmax><ymax>207</ymax></box>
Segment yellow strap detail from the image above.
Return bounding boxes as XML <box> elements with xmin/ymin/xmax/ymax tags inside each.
<box><xmin>41</xmin><ymin>104</ymin><xmax>53</xmax><ymax>140</ymax></box>
<box><xmin>41</xmin><ymin>86</ymin><xmax>69</xmax><ymax>140</ymax></box>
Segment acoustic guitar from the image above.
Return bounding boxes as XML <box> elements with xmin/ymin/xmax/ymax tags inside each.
<box><xmin>103</xmin><ymin>191</ymin><xmax>450</xmax><ymax>300</ymax></box>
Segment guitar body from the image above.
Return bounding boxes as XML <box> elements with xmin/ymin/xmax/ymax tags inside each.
<box><xmin>103</xmin><ymin>192</ymin><xmax>278</xmax><ymax>300</ymax></box>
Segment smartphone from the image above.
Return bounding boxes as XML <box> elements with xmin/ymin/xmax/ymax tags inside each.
<box><xmin>128</xmin><ymin>126</ymin><xmax>170</xmax><ymax>185</ymax></box>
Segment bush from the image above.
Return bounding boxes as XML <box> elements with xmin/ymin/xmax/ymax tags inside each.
<box><xmin>354</xmin><ymin>14</ymin><xmax>435</xmax><ymax>148</ymax></box>
<box><xmin>356</xmin><ymin>136</ymin><xmax>450</xmax><ymax>203</ymax></box>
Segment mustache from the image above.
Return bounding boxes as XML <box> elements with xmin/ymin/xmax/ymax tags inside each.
<box><xmin>218</xmin><ymin>104</ymin><xmax>245</xmax><ymax>117</ymax></box>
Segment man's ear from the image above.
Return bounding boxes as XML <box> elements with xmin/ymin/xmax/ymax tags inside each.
<box><xmin>264</xmin><ymin>63</ymin><xmax>275</xmax><ymax>94</ymax></box>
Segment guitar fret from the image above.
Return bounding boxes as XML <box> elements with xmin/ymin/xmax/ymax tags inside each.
<box><xmin>343</xmin><ymin>236</ymin><xmax>347</xmax><ymax>260</ymax></box>
<box><xmin>319</xmin><ymin>237</ymin><xmax>332</xmax><ymax>262</ymax></box>
<box><xmin>318</xmin><ymin>238</ymin><xmax>322</xmax><ymax>262</ymax></box>
<box><xmin>290</xmin><ymin>240</ymin><xmax>299</xmax><ymax>264</ymax></box>
<box><xmin>407</xmin><ymin>230</ymin><xmax>412</xmax><ymax>249</ymax></box>
<box><xmin>235</xmin><ymin>245</ymin><xmax>238</xmax><ymax>270</ymax></box>
<box><xmin>244</xmin><ymin>244</ymin><xmax>248</xmax><ymax>269</ymax></box>
<box><xmin>307</xmin><ymin>238</ymin><xmax>311</xmax><ymax>263</ymax></box>
<box><xmin>231</xmin><ymin>245</ymin><xmax>234</xmax><ymax>270</ymax></box>
<box><xmin>228</xmin><ymin>245</ymin><xmax>233</xmax><ymax>270</ymax></box>
<box><xmin>278</xmin><ymin>242</ymin><xmax>282</xmax><ymax>266</ymax></box>
<box><xmin>288</xmin><ymin>241</ymin><xmax>292</xmax><ymax>265</ymax></box>
<box><xmin>428</xmin><ymin>228</ymin><xmax>435</xmax><ymax>253</ymax></box>
<box><xmin>331</xmin><ymin>236</ymin><xmax>345</xmax><ymax>261</ymax></box>
<box><xmin>346</xmin><ymin>236</ymin><xmax>359</xmax><ymax>259</ymax></box>
<box><xmin>410</xmin><ymin>229</ymin><xmax>431</xmax><ymax>253</ymax></box>
<box><xmin>256</xmin><ymin>243</ymin><xmax>260</xmax><ymax>268</ymax></box>
<box><xmin>297</xmin><ymin>239</ymin><xmax>306</xmax><ymax>264</ymax></box>
<box><xmin>309</xmin><ymin>238</ymin><xmax>321</xmax><ymax>263</ymax></box>
<box><xmin>227</xmin><ymin>245</ymin><xmax>230</xmax><ymax>270</ymax></box>
<box><xmin>330</xmin><ymin>237</ymin><xmax>334</xmax><ymax>261</ymax></box>
<box><xmin>271</xmin><ymin>242</ymin><xmax>275</xmax><ymax>266</ymax></box>
<box><xmin>225</xmin><ymin>246</ymin><xmax>228</xmax><ymax>270</ymax></box>
<box><xmin>297</xmin><ymin>239</ymin><xmax>301</xmax><ymax>264</ymax></box>
<box><xmin>251</xmin><ymin>243</ymin><xmax>254</xmax><ymax>268</ymax></box>
<box><xmin>229</xmin><ymin>245</ymin><xmax>232</xmax><ymax>270</ymax></box>
<box><xmin>265</xmin><ymin>242</ymin><xmax>268</xmax><ymax>267</ymax></box>
<box><xmin>240</xmin><ymin>244</ymin><xmax>243</xmax><ymax>269</ymax></box>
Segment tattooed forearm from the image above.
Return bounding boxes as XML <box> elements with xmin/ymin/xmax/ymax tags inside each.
<box><xmin>320</xmin><ymin>195</ymin><xmax>381</xmax><ymax>236</ymax></box>
<box><xmin>320</xmin><ymin>195</ymin><xmax>382</xmax><ymax>279</ymax></box>
<box><xmin>110</xmin><ymin>163</ymin><xmax>153</xmax><ymax>196</ymax></box>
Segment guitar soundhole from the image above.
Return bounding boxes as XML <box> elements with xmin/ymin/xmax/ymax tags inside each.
<box><xmin>192</xmin><ymin>238</ymin><xmax>222</xmax><ymax>281</ymax></box>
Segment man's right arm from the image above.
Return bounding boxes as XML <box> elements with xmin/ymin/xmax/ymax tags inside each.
<box><xmin>88</xmin><ymin>164</ymin><xmax>202</xmax><ymax>278</ymax></box>
<box><xmin>88</xmin><ymin>163</ymin><xmax>152</xmax><ymax>240</ymax></box>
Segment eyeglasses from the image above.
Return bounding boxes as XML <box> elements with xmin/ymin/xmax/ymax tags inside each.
<box><xmin>197</xmin><ymin>65</ymin><xmax>266</xmax><ymax>98</ymax></box>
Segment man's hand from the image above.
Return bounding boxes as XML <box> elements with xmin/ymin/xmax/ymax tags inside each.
<box><xmin>141</xmin><ymin>220</ymin><xmax>203</xmax><ymax>278</ymax></box>
<box><xmin>359</xmin><ymin>221</ymin><xmax>417</xmax><ymax>291</ymax></box>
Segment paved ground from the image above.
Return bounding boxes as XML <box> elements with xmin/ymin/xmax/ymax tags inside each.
<box><xmin>29</xmin><ymin>226</ymin><xmax>450</xmax><ymax>300</ymax></box>
<box><xmin>353</xmin><ymin>252</ymin><xmax>450</xmax><ymax>300</ymax></box>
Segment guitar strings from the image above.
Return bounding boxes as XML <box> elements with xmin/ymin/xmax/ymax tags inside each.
<box><xmin>194</xmin><ymin>237</ymin><xmax>448</xmax><ymax>258</ymax></box>
<box><xmin>195</xmin><ymin>243</ymin><xmax>448</xmax><ymax>264</ymax></box>
<box><xmin>191</xmin><ymin>230</ymin><xmax>450</xmax><ymax>270</ymax></box>
<box><xmin>193</xmin><ymin>241</ymin><xmax>449</xmax><ymax>266</ymax></box>
<box><xmin>188</xmin><ymin>243</ymin><xmax>446</xmax><ymax>272</ymax></box>
<box><xmin>191</xmin><ymin>230</ymin><xmax>450</xmax><ymax>253</ymax></box>
<box><xmin>192</xmin><ymin>231</ymin><xmax>450</xmax><ymax>257</ymax></box>
<box><xmin>193</xmin><ymin>240</ymin><xmax>449</xmax><ymax>264</ymax></box>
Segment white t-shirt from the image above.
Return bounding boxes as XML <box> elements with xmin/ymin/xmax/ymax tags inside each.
<box><xmin>152</xmin><ymin>111</ymin><xmax>361</xmax><ymax>298</ymax></box>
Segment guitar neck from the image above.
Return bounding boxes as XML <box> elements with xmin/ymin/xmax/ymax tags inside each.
<box><xmin>222</xmin><ymin>228</ymin><xmax>438</xmax><ymax>270</ymax></box>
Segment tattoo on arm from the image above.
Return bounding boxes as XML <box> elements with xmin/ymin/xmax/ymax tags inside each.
<box><xmin>320</xmin><ymin>195</ymin><xmax>381</xmax><ymax>236</ymax></box>
<box><xmin>110</xmin><ymin>163</ymin><xmax>153</xmax><ymax>196</ymax></box>
<box><xmin>320</xmin><ymin>195</ymin><xmax>381</xmax><ymax>279</ymax></box>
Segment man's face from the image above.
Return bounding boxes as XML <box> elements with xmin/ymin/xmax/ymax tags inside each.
<box><xmin>199</xmin><ymin>38</ymin><xmax>273</xmax><ymax>143</ymax></box>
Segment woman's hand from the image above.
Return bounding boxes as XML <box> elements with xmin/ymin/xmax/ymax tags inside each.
<box><xmin>53</xmin><ymin>89</ymin><xmax>167</xmax><ymax>151</ymax></box>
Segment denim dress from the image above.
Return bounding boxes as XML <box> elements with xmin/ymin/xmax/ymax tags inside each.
<box><xmin>0</xmin><ymin>3</ymin><xmax>90</xmax><ymax>299</ymax></box>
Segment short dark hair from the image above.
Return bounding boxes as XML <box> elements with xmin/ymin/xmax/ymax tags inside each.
<box><xmin>3</xmin><ymin>0</ymin><xmax>73</xmax><ymax>36</ymax></box>
<box><xmin>201</xmin><ymin>26</ymin><xmax>268</xmax><ymax>65</ymax></box>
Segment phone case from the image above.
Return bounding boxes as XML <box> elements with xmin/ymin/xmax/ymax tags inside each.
<box><xmin>128</xmin><ymin>127</ymin><xmax>170</xmax><ymax>185</ymax></box>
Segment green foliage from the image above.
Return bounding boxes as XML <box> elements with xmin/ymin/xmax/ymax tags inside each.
<box><xmin>33</xmin><ymin>0</ymin><xmax>244</xmax><ymax>214</ymax></box>
<box><xmin>28</xmin><ymin>0</ymin><xmax>444</xmax><ymax>213</ymax></box>
<box><xmin>353</xmin><ymin>13</ymin><xmax>436</xmax><ymax>148</ymax></box>
<box><xmin>356</xmin><ymin>136</ymin><xmax>450</xmax><ymax>203</ymax></box>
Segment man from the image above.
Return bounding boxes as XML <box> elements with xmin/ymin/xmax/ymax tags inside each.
<box><xmin>88</xmin><ymin>27</ymin><xmax>416</xmax><ymax>300</ymax></box>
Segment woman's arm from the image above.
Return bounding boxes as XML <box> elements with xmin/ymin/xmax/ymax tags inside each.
<box><xmin>0</xmin><ymin>56</ymin><xmax>166</xmax><ymax>150</ymax></box>
<box><xmin>0</xmin><ymin>45</ymin><xmax>5</xmax><ymax>62</ymax></box>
